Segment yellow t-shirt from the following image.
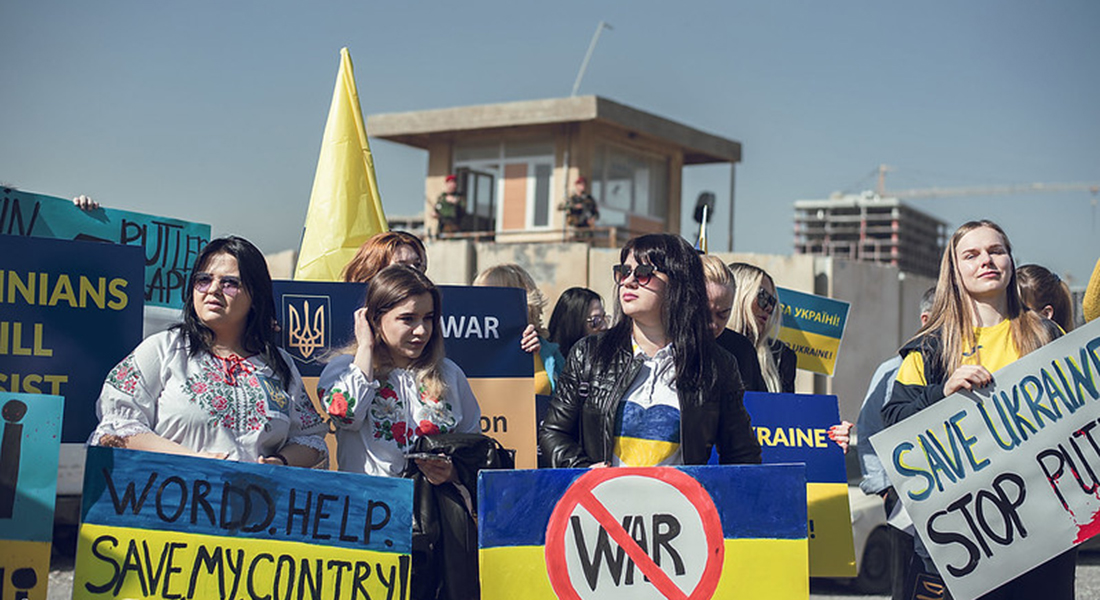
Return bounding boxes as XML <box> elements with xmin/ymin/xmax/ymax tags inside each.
<box><xmin>896</xmin><ymin>318</ymin><xmax>1019</xmax><ymax>386</ymax></box>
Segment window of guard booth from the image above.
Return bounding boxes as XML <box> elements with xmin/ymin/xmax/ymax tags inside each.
<box><xmin>591</xmin><ymin>143</ymin><xmax>668</xmax><ymax>225</ymax></box>
<box><xmin>454</xmin><ymin>139</ymin><xmax>556</xmax><ymax>231</ymax></box>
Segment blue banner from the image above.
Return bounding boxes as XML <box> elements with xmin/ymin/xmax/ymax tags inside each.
<box><xmin>0</xmin><ymin>187</ymin><xmax>210</xmax><ymax>309</ymax></box>
<box><xmin>0</xmin><ymin>235</ymin><xmax>144</xmax><ymax>442</ymax></box>
<box><xmin>272</xmin><ymin>281</ymin><xmax>529</xmax><ymax>379</ymax></box>
<box><xmin>742</xmin><ymin>392</ymin><xmax>847</xmax><ymax>483</ymax></box>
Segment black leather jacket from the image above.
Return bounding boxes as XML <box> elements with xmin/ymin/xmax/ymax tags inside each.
<box><xmin>539</xmin><ymin>334</ymin><xmax>762</xmax><ymax>467</ymax></box>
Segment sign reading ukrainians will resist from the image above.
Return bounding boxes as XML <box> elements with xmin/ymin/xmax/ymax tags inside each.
<box><xmin>871</xmin><ymin>319</ymin><xmax>1100</xmax><ymax>599</ymax></box>
<box><xmin>0</xmin><ymin>235</ymin><xmax>144</xmax><ymax>443</ymax></box>
<box><xmin>743</xmin><ymin>392</ymin><xmax>856</xmax><ymax>577</ymax></box>
<box><xmin>0</xmin><ymin>188</ymin><xmax>210</xmax><ymax>310</ymax></box>
<box><xmin>775</xmin><ymin>287</ymin><xmax>849</xmax><ymax>376</ymax></box>
<box><xmin>479</xmin><ymin>465</ymin><xmax>808</xmax><ymax>599</ymax></box>
<box><xmin>272</xmin><ymin>282</ymin><xmax>537</xmax><ymax>468</ymax></box>
<box><xmin>75</xmin><ymin>446</ymin><xmax>413</xmax><ymax>600</ymax></box>
<box><xmin>0</xmin><ymin>393</ymin><xmax>63</xmax><ymax>600</ymax></box>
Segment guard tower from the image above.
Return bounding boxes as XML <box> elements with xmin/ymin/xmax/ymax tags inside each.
<box><xmin>368</xmin><ymin>96</ymin><xmax>741</xmax><ymax>246</ymax></box>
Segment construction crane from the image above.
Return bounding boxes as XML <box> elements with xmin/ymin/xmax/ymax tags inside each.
<box><xmin>873</xmin><ymin>164</ymin><xmax>1100</xmax><ymax>227</ymax></box>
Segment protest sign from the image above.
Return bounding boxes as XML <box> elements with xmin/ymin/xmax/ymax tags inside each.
<box><xmin>74</xmin><ymin>446</ymin><xmax>413</xmax><ymax>600</ymax></box>
<box><xmin>0</xmin><ymin>188</ymin><xmax>210</xmax><ymax>310</ymax></box>
<box><xmin>744</xmin><ymin>391</ymin><xmax>856</xmax><ymax>577</ymax></box>
<box><xmin>871</xmin><ymin>318</ymin><xmax>1100</xmax><ymax>598</ymax></box>
<box><xmin>0</xmin><ymin>393</ymin><xmax>63</xmax><ymax>600</ymax></box>
<box><xmin>0</xmin><ymin>235</ymin><xmax>144</xmax><ymax>443</ymax></box>
<box><xmin>272</xmin><ymin>281</ymin><xmax>537</xmax><ymax>468</ymax></box>
<box><xmin>479</xmin><ymin>465</ymin><xmax>808</xmax><ymax>599</ymax></box>
<box><xmin>776</xmin><ymin>287</ymin><xmax>850</xmax><ymax>376</ymax></box>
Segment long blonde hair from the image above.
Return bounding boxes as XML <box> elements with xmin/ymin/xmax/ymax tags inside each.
<box><xmin>728</xmin><ymin>262</ymin><xmax>783</xmax><ymax>392</ymax></box>
<box><xmin>473</xmin><ymin>263</ymin><xmax>548</xmax><ymax>337</ymax></box>
<box><xmin>913</xmin><ymin>220</ymin><xmax>1058</xmax><ymax>375</ymax></box>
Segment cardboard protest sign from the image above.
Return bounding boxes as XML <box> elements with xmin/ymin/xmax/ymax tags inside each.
<box><xmin>0</xmin><ymin>235</ymin><xmax>144</xmax><ymax>443</ymax></box>
<box><xmin>743</xmin><ymin>391</ymin><xmax>856</xmax><ymax>577</ymax></box>
<box><xmin>479</xmin><ymin>465</ymin><xmax>808</xmax><ymax>599</ymax></box>
<box><xmin>272</xmin><ymin>281</ymin><xmax>537</xmax><ymax>468</ymax></box>
<box><xmin>75</xmin><ymin>446</ymin><xmax>413</xmax><ymax>600</ymax></box>
<box><xmin>0</xmin><ymin>188</ymin><xmax>210</xmax><ymax>310</ymax></box>
<box><xmin>0</xmin><ymin>393</ymin><xmax>63</xmax><ymax>600</ymax></box>
<box><xmin>776</xmin><ymin>287</ymin><xmax>850</xmax><ymax>376</ymax></box>
<box><xmin>871</xmin><ymin>319</ymin><xmax>1100</xmax><ymax>599</ymax></box>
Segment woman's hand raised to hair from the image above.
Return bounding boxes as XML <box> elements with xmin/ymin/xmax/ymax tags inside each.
<box><xmin>943</xmin><ymin>365</ymin><xmax>993</xmax><ymax>397</ymax></box>
<box><xmin>352</xmin><ymin>308</ymin><xmax>375</xmax><ymax>379</ymax></box>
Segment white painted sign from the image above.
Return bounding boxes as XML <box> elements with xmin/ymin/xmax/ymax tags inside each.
<box><xmin>871</xmin><ymin>318</ymin><xmax>1100</xmax><ymax>599</ymax></box>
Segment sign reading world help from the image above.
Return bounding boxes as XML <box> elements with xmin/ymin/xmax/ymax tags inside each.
<box><xmin>871</xmin><ymin>319</ymin><xmax>1100</xmax><ymax>599</ymax></box>
<box><xmin>75</xmin><ymin>447</ymin><xmax>413</xmax><ymax>600</ymax></box>
<box><xmin>775</xmin><ymin>287</ymin><xmax>850</xmax><ymax>376</ymax></box>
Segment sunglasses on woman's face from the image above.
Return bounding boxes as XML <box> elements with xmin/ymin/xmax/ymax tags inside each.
<box><xmin>193</xmin><ymin>273</ymin><xmax>243</xmax><ymax>298</ymax></box>
<box><xmin>586</xmin><ymin>313</ymin><xmax>608</xmax><ymax>329</ymax></box>
<box><xmin>612</xmin><ymin>264</ymin><xmax>659</xmax><ymax>286</ymax></box>
<box><xmin>756</xmin><ymin>287</ymin><xmax>778</xmax><ymax>314</ymax></box>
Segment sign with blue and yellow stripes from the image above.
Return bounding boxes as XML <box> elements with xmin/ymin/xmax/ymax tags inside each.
<box><xmin>744</xmin><ymin>392</ymin><xmax>856</xmax><ymax>577</ymax></box>
<box><xmin>74</xmin><ymin>447</ymin><xmax>413</xmax><ymax>600</ymax></box>
<box><xmin>479</xmin><ymin>465</ymin><xmax>808</xmax><ymax>599</ymax></box>
<box><xmin>776</xmin><ymin>287</ymin><xmax>850</xmax><ymax>376</ymax></box>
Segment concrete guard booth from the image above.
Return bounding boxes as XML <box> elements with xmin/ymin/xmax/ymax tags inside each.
<box><xmin>368</xmin><ymin>96</ymin><xmax>741</xmax><ymax>246</ymax></box>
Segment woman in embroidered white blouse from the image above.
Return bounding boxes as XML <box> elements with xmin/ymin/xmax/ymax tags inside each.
<box><xmin>318</xmin><ymin>265</ymin><xmax>481</xmax><ymax>483</ymax></box>
<box><xmin>90</xmin><ymin>236</ymin><xmax>328</xmax><ymax>467</ymax></box>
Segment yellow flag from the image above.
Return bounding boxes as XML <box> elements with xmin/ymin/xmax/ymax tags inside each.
<box><xmin>295</xmin><ymin>48</ymin><xmax>388</xmax><ymax>281</ymax></box>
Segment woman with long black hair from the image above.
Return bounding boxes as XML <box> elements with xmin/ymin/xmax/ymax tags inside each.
<box><xmin>539</xmin><ymin>233</ymin><xmax>760</xmax><ymax>468</ymax></box>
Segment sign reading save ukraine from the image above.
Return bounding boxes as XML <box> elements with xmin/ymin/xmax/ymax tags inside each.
<box><xmin>74</xmin><ymin>447</ymin><xmax>413</xmax><ymax>600</ymax></box>
<box><xmin>479</xmin><ymin>465</ymin><xmax>808</xmax><ymax>599</ymax></box>
<box><xmin>776</xmin><ymin>287</ymin><xmax>850</xmax><ymax>376</ymax></box>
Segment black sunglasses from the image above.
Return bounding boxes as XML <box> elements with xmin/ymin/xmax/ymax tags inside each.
<box><xmin>612</xmin><ymin>264</ymin><xmax>659</xmax><ymax>286</ymax></box>
<box><xmin>756</xmin><ymin>287</ymin><xmax>778</xmax><ymax>313</ymax></box>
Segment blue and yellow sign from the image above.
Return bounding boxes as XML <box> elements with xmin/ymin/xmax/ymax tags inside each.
<box><xmin>272</xmin><ymin>282</ymin><xmax>538</xmax><ymax>468</ymax></box>
<box><xmin>75</xmin><ymin>446</ymin><xmax>413</xmax><ymax>600</ymax></box>
<box><xmin>776</xmin><ymin>287</ymin><xmax>850</xmax><ymax>376</ymax></box>
<box><xmin>743</xmin><ymin>392</ymin><xmax>856</xmax><ymax>577</ymax></box>
<box><xmin>0</xmin><ymin>188</ymin><xmax>210</xmax><ymax>310</ymax></box>
<box><xmin>0</xmin><ymin>393</ymin><xmax>63</xmax><ymax>600</ymax></box>
<box><xmin>0</xmin><ymin>235</ymin><xmax>144</xmax><ymax>442</ymax></box>
<box><xmin>479</xmin><ymin>465</ymin><xmax>808</xmax><ymax>599</ymax></box>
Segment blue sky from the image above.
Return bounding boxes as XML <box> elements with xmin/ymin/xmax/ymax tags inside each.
<box><xmin>2</xmin><ymin>1</ymin><xmax>1097</xmax><ymax>283</ymax></box>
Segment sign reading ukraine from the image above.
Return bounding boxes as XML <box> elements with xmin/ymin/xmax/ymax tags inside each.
<box><xmin>776</xmin><ymin>287</ymin><xmax>849</xmax><ymax>376</ymax></box>
<box><xmin>0</xmin><ymin>393</ymin><xmax>63</xmax><ymax>600</ymax></box>
<box><xmin>479</xmin><ymin>465</ymin><xmax>808</xmax><ymax>599</ymax></box>
<box><xmin>744</xmin><ymin>392</ymin><xmax>856</xmax><ymax>577</ymax></box>
<box><xmin>74</xmin><ymin>446</ymin><xmax>413</xmax><ymax>600</ymax></box>
<box><xmin>272</xmin><ymin>281</ymin><xmax>537</xmax><ymax>468</ymax></box>
<box><xmin>0</xmin><ymin>188</ymin><xmax>210</xmax><ymax>310</ymax></box>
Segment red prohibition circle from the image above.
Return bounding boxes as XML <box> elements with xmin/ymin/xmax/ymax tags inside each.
<box><xmin>544</xmin><ymin>467</ymin><xmax>725</xmax><ymax>600</ymax></box>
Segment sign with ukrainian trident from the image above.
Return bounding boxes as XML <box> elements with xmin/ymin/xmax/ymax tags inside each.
<box><xmin>478</xmin><ymin>465</ymin><xmax>808</xmax><ymax>599</ymax></box>
<box><xmin>0</xmin><ymin>393</ymin><xmax>64</xmax><ymax>600</ymax></box>
<box><xmin>74</xmin><ymin>446</ymin><xmax>414</xmax><ymax>600</ymax></box>
<box><xmin>283</xmin><ymin>293</ymin><xmax>335</xmax><ymax>365</ymax></box>
<box><xmin>775</xmin><ymin>287</ymin><xmax>850</xmax><ymax>376</ymax></box>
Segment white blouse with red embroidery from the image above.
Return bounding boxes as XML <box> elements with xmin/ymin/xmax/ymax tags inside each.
<box><xmin>317</xmin><ymin>355</ymin><xmax>480</xmax><ymax>478</ymax></box>
<box><xmin>91</xmin><ymin>329</ymin><xmax>329</xmax><ymax>463</ymax></box>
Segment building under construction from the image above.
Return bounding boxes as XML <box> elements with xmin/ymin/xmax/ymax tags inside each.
<box><xmin>793</xmin><ymin>192</ymin><xmax>947</xmax><ymax>279</ymax></box>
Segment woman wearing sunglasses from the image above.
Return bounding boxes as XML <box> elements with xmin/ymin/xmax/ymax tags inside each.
<box><xmin>90</xmin><ymin>236</ymin><xmax>329</xmax><ymax>467</ymax></box>
<box><xmin>548</xmin><ymin>287</ymin><xmax>609</xmax><ymax>358</ymax></box>
<box><xmin>539</xmin><ymin>234</ymin><xmax>761</xmax><ymax>468</ymax></box>
<box><xmin>728</xmin><ymin>262</ymin><xmax>796</xmax><ymax>394</ymax></box>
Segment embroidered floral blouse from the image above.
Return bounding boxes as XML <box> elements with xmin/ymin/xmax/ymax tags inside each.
<box><xmin>91</xmin><ymin>330</ymin><xmax>329</xmax><ymax>463</ymax></box>
<box><xmin>318</xmin><ymin>355</ymin><xmax>480</xmax><ymax>477</ymax></box>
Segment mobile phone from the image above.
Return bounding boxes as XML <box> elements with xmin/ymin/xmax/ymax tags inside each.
<box><xmin>406</xmin><ymin>452</ymin><xmax>451</xmax><ymax>463</ymax></box>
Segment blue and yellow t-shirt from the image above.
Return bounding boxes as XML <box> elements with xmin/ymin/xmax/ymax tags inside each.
<box><xmin>611</xmin><ymin>343</ymin><xmax>682</xmax><ymax>466</ymax></box>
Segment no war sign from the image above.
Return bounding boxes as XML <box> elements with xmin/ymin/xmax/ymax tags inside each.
<box><xmin>75</xmin><ymin>447</ymin><xmax>413</xmax><ymax>600</ymax></box>
<box><xmin>871</xmin><ymin>318</ymin><xmax>1100</xmax><ymax>599</ymax></box>
<box><xmin>479</xmin><ymin>465</ymin><xmax>808</xmax><ymax>599</ymax></box>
